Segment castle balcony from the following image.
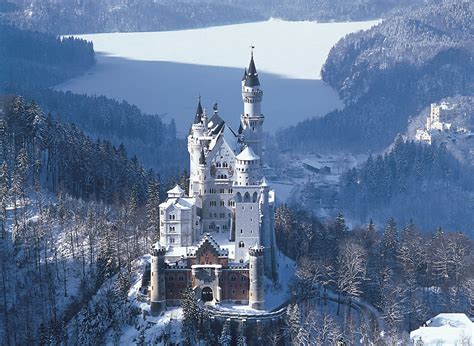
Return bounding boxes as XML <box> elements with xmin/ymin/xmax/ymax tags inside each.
<box><xmin>214</xmin><ymin>178</ymin><xmax>230</xmax><ymax>185</ymax></box>
<box><xmin>242</xmin><ymin>90</ymin><xmax>263</xmax><ymax>98</ymax></box>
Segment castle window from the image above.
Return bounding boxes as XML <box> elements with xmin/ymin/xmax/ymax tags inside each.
<box><xmin>179</xmin><ymin>289</ymin><xmax>183</xmax><ymax>294</ymax></box>
<box><xmin>169</xmin><ymin>275</ymin><xmax>174</xmax><ymax>281</ymax></box>
<box><xmin>179</xmin><ymin>275</ymin><xmax>184</xmax><ymax>281</ymax></box>
<box><xmin>242</xmin><ymin>290</ymin><xmax>245</xmax><ymax>294</ymax></box>
<box><xmin>240</xmin><ymin>229</ymin><xmax>243</xmax><ymax>234</ymax></box>
<box><xmin>223</xmin><ymin>225</ymin><xmax>227</xmax><ymax>230</ymax></box>
<box><xmin>239</xmin><ymin>241</ymin><xmax>244</xmax><ymax>248</ymax></box>
<box><xmin>232</xmin><ymin>289</ymin><xmax>235</xmax><ymax>294</ymax></box>
<box><xmin>231</xmin><ymin>275</ymin><xmax>236</xmax><ymax>282</ymax></box>
<box><xmin>220</xmin><ymin>200</ymin><xmax>225</xmax><ymax>206</ymax></box>
<box><xmin>170</xmin><ymin>237</ymin><xmax>175</xmax><ymax>244</ymax></box>
<box><xmin>241</xmin><ymin>276</ymin><xmax>246</xmax><ymax>282</ymax></box>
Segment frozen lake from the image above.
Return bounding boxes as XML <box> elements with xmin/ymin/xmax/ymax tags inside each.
<box><xmin>57</xmin><ymin>19</ymin><xmax>379</xmax><ymax>135</ymax></box>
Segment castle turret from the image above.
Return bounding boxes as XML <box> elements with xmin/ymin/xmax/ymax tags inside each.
<box><xmin>241</xmin><ymin>49</ymin><xmax>264</xmax><ymax>160</ymax></box>
<box><xmin>150</xmin><ymin>246</ymin><xmax>167</xmax><ymax>315</ymax></box>
<box><xmin>188</xmin><ymin>96</ymin><xmax>207</xmax><ymax>196</ymax></box>
<box><xmin>235</xmin><ymin>146</ymin><xmax>261</xmax><ymax>186</ymax></box>
<box><xmin>249</xmin><ymin>244</ymin><xmax>265</xmax><ymax>310</ymax></box>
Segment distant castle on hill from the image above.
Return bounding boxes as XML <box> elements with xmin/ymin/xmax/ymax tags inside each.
<box><xmin>145</xmin><ymin>50</ymin><xmax>278</xmax><ymax>314</ymax></box>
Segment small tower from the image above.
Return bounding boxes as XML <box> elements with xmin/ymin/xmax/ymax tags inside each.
<box><xmin>241</xmin><ymin>48</ymin><xmax>265</xmax><ymax>160</ymax></box>
<box><xmin>248</xmin><ymin>243</ymin><xmax>265</xmax><ymax>310</ymax></box>
<box><xmin>235</xmin><ymin>146</ymin><xmax>261</xmax><ymax>186</ymax></box>
<box><xmin>150</xmin><ymin>246</ymin><xmax>167</xmax><ymax>315</ymax></box>
<box><xmin>188</xmin><ymin>96</ymin><xmax>207</xmax><ymax>196</ymax></box>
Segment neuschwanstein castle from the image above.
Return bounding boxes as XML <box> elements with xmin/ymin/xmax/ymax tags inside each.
<box><xmin>146</xmin><ymin>51</ymin><xmax>278</xmax><ymax>315</ymax></box>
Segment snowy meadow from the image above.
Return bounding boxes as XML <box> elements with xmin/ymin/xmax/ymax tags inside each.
<box><xmin>57</xmin><ymin>19</ymin><xmax>380</xmax><ymax>135</ymax></box>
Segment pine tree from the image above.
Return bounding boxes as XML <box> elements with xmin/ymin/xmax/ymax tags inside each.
<box><xmin>334</xmin><ymin>212</ymin><xmax>348</xmax><ymax>234</ymax></box>
<box><xmin>0</xmin><ymin>162</ymin><xmax>8</xmax><ymax>240</ymax></box>
<box><xmin>181</xmin><ymin>285</ymin><xmax>199</xmax><ymax>344</ymax></box>
<box><xmin>219</xmin><ymin>319</ymin><xmax>232</xmax><ymax>346</ymax></box>
<box><xmin>236</xmin><ymin>320</ymin><xmax>247</xmax><ymax>346</ymax></box>
<box><xmin>146</xmin><ymin>179</ymin><xmax>160</xmax><ymax>243</ymax></box>
<box><xmin>381</xmin><ymin>217</ymin><xmax>399</xmax><ymax>268</ymax></box>
<box><xmin>96</xmin><ymin>228</ymin><xmax>116</xmax><ymax>288</ymax></box>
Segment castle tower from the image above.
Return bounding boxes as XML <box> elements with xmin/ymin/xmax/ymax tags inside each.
<box><xmin>188</xmin><ymin>97</ymin><xmax>207</xmax><ymax>196</ymax></box>
<box><xmin>241</xmin><ymin>49</ymin><xmax>264</xmax><ymax>160</ymax></box>
<box><xmin>150</xmin><ymin>246</ymin><xmax>167</xmax><ymax>315</ymax></box>
<box><xmin>248</xmin><ymin>244</ymin><xmax>265</xmax><ymax>310</ymax></box>
<box><xmin>235</xmin><ymin>146</ymin><xmax>261</xmax><ymax>186</ymax></box>
<box><xmin>260</xmin><ymin>177</ymin><xmax>277</xmax><ymax>279</ymax></box>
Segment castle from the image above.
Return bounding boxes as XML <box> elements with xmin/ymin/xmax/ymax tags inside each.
<box><xmin>415</xmin><ymin>102</ymin><xmax>468</xmax><ymax>144</ymax></box>
<box><xmin>148</xmin><ymin>51</ymin><xmax>278</xmax><ymax>315</ymax></box>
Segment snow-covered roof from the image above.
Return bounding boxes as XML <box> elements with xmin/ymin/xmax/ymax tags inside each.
<box><xmin>236</xmin><ymin>146</ymin><xmax>259</xmax><ymax>161</ymax></box>
<box><xmin>160</xmin><ymin>197</ymin><xmax>195</xmax><ymax>210</ymax></box>
<box><xmin>260</xmin><ymin>176</ymin><xmax>268</xmax><ymax>187</ymax></box>
<box><xmin>249</xmin><ymin>242</ymin><xmax>263</xmax><ymax>250</ymax></box>
<box><xmin>223</xmin><ymin>126</ymin><xmax>239</xmax><ymax>153</ymax></box>
<box><xmin>167</xmin><ymin>185</ymin><xmax>185</xmax><ymax>197</ymax></box>
<box><xmin>208</xmin><ymin>113</ymin><xmax>225</xmax><ymax>135</ymax></box>
<box><xmin>191</xmin><ymin>264</ymin><xmax>223</xmax><ymax>269</ymax></box>
<box><xmin>410</xmin><ymin>313</ymin><xmax>473</xmax><ymax>345</ymax></box>
<box><xmin>189</xmin><ymin>233</ymin><xmax>229</xmax><ymax>257</ymax></box>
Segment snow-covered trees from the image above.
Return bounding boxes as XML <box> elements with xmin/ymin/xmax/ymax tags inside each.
<box><xmin>282</xmin><ymin>203</ymin><xmax>473</xmax><ymax>342</ymax></box>
<box><xmin>219</xmin><ymin>319</ymin><xmax>232</xmax><ymax>346</ymax></box>
<box><xmin>335</xmin><ymin>241</ymin><xmax>367</xmax><ymax>306</ymax></box>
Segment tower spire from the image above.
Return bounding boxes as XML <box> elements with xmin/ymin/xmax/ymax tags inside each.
<box><xmin>194</xmin><ymin>95</ymin><xmax>203</xmax><ymax>124</ymax></box>
<box><xmin>245</xmin><ymin>47</ymin><xmax>260</xmax><ymax>87</ymax></box>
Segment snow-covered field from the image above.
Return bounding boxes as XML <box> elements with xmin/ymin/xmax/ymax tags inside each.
<box><xmin>57</xmin><ymin>19</ymin><xmax>380</xmax><ymax>135</ymax></box>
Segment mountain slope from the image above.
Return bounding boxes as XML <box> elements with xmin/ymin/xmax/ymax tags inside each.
<box><xmin>2</xmin><ymin>0</ymin><xmax>440</xmax><ymax>34</ymax></box>
<box><xmin>278</xmin><ymin>0</ymin><xmax>474</xmax><ymax>153</ymax></box>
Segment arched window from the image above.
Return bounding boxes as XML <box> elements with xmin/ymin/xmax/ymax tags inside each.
<box><xmin>252</xmin><ymin>192</ymin><xmax>258</xmax><ymax>202</ymax></box>
<box><xmin>239</xmin><ymin>241</ymin><xmax>244</xmax><ymax>248</ymax></box>
<box><xmin>244</xmin><ymin>192</ymin><xmax>250</xmax><ymax>203</ymax></box>
<box><xmin>236</xmin><ymin>192</ymin><xmax>242</xmax><ymax>202</ymax></box>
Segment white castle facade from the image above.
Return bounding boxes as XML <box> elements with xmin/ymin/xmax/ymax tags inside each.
<box><xmin>148</xmin><ymin>52</ymin><xmax>278</xmax><ymax>314</ymax></box>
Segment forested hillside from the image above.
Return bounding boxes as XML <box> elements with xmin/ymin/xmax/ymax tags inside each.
<box><xmin>0</xmin><ymin>23</ymin><xmax>187</xmax><ymax>174</ymax></box>
<box><xmin>339</xmin><ymin>138</ymin><xmax>474</xmax><ymax>232</ymax></box>
<box><xmin>0</xmin><ymin>23</ymin><xmax>94</xmax><ymax>88</ymax></box>
<box><xmin>0</xmin><ymin>96</ymin><xmax>164</xmax><ymax>344</ymax></box>
<box><xmin>276</xmin><ymin>206</ymin><xmax>473</xmax><ymax>341</ymax></box>
<box><xmin>278</xmin><ymin>0</ymin><xmax>474</xmax><ymax>153</ymax></box>
<box><xmin>1</xmin><ymin>0</ymin><xmax>439</xmax><ymax>34</ymax></box>
<box><xmin>12</xmin><ymin>87</ymin><xmax>186</xmax><ymax>173</ymax></box>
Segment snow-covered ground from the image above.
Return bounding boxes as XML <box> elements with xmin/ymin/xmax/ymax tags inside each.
<box><xmin>57</xmin><ymin>19</ymin><xmax>380</xmax><ymax>135</ymax></box>
<box><xmin>410</xmin><ymin>313</ymin><xmax>473</xmax><ymax>345</ymax></box>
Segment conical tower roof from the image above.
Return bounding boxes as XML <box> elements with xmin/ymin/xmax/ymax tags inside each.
<box><xmin>194</xmin><ymin>96</ymin><xmax>203</xmax><ymax>124</ymax></box>
<box><xmin>244</xmin><ymin>51</ymin><xmax>260</xmax><ymax>87</ymax></box>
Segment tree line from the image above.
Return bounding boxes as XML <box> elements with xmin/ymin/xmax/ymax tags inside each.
<box><xmin>339</xmin><ymin>138</ymin><xmax>474</xmax><ymax>233</ymax></box>
<box><xmin>0</xmin><ymin>23</ymin><xmax>94</xmax><ymax>89</ymax></box>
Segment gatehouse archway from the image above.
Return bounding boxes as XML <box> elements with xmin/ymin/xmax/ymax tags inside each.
<box><xmin>202</xmin><ymin>287</ymin><xmax>213</xmax><ymax>302</ymax></box>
